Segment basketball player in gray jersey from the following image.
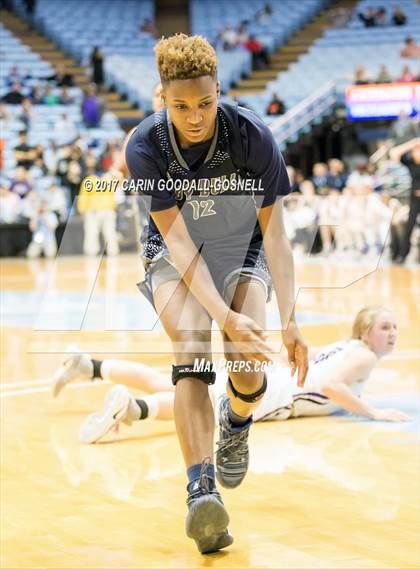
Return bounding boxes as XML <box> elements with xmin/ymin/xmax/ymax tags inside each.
<box><xmin>98</xmin><ymin>34</ymin><xmax>307</xmax><ymax>554</ymax></box>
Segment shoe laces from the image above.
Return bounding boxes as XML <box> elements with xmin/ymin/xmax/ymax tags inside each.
<box><xmin>216</xmin><ymin>427</ymin><xmax>249</xmax><ymax>456</ymax></box>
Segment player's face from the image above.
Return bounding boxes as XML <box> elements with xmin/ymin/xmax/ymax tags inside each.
<box><xmin>364</xmin><ymin>311</ymin><xmax>398</xmax><ymax>356</ymax></box>
<box><xmin>163</xmin><ymin>76</ymin><xmax>219</xmax><ymax>147</ymax></box>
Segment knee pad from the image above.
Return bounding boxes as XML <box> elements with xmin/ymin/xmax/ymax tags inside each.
<box><xmin>172</xmin><ymin>364</ymin><xmax>216</xmax><ymax>386</ymax></box>
<box><xmin>227</xmin><ymin>374</ymin><xmax>267</xmax><ymax>403</ymax></box>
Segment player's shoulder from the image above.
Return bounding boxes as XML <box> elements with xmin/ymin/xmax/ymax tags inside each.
<box><xmin>345</xmin><ymin>340</ymin><xmax>378</xmax><ymax>369</ymax></box>
<box><xmin>125</xmin><ymin>110</ymin><xmax>167</xmax><ymax>165</ymax></box>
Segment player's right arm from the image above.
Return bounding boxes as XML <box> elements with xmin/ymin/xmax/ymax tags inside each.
<box><xmin>150</xmin><ymin>205</ymin><xmax>274</xmax><ymax>363</ymax></box>
<box><xmin>125</xmin><ymin>130</ymin><xmax>273</xmax><ymax>363</ymax></box>
<box><xmin>318</xmin><ymin>348</ymin><xmax>410</xmax><ymax>421</ymax></box>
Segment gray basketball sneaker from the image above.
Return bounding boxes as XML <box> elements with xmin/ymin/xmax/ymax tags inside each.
<box><xmin>216</xmin><ymin>395</ymin><xmax>252</xmax><ymax>488</ymax></box>
<box><xmin>186</xmin><ymin>458</ymin><xmax>233</xmax><ymax>554</ymax></box>
<box><xmin>52</xmin><ymin>346</ymin><xmax>94</xmax><ymax>397</ymax></box>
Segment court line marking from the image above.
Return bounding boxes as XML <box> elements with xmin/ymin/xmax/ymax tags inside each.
<box><xmin>0</xmin><ymin>380</ymin><xmax>112</xmax><ymax>398</ymax></box>
<box><xmin>0</xmin><ymin>367</ymin><xmax>170</xmax><ymax>390</ymax></box>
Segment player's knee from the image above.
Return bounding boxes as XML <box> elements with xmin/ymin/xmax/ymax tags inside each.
<box><xmin>171</xmin><ymin>330</ymin><xmax>211</xmax><ymax>359</ymax></box>
<box><xmin>228</xmin><ymin>372</ymin><xmax>267</xmax><ymax>403</ymax></box>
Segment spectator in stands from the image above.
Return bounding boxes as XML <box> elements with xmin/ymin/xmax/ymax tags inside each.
<box><xmin>389</xmin><ymin>110</ymin><xmax>418</xmax><ymax>144</ymax></box>
<box><xmin>20</xmin><ymin>190</ymin><xmax>39</xmax><ymax>221</ymax></box>
<box><xmin>266</xmin><ymin>93</ymin><xmax>286</xmax><ymax>116</ymax></box>
<box><xmin>390</xmin><ymin>138</ymin><xmax>420</xmax><ymax>264</ymax></box>
<box><xmin>78</xmin><ymin>173</ymin><xmax>120</xmax><ymax>256</ymax></box>
<box><xmin>311</xmin><ymin>162</ymin><xmax>329</xmax><ymax>194</ymax></box>
<box><xmin>236</xmin><ymin>23</ymin><xmax>249</xmax><ymax>45</ymax></box>
<box><xmin>374</xmin><ymin>7</ymin><xmax>387</xmax><ymax>26</ymax></box>
<box><xmin>18</xmin><ymin>97</ymin><xmax>33</xmax><ymax>128</ymax></box>
<box><xmin>27</xmin><ymin>200</ymin><xmax>58</xmax><ymax>259</ymax></box>
<box><xmin>219</xmin><ymin>25</ymin><xmax>239</xmax><ymax>51</ymax></box>
<box><xmin>353</xmin><ymin>66</ymin><xmax>370</xmax><ymax>85</ymax></box>
<box><xmin>318</xmin><ymin>188</ymin><xmax>343</xmax><ymax>255</ymax></box>
<box><xmin>2</xmin><ymin>81</ymin><xmax>24</xmax><ymax>105</ymax></box>
<box><xmin>81</xmin><ymin>84</ymin><xmax>102</xmax><ymax>128</ymax></box>
<box><xmin>42</xmin><ymin>84</ymin><xmax>60</xmax><ymax>105</ymax></box>
<box><xmin>100</xmin><ymin>142</ymin><xmax>118</xmax><ymax>172</ymax></box>
<box><xmin>400</xmin><ymin>37</ymin><xmax>420</xmax><ymax>58</ymax></box>
<box><xmin>90</xmin><ymin>46</ymin><xmax>104</xmax><ymax>90</ymax></box>
<box><xmin>397</xmin><ymin>65</ymin><xmax>417</xmax><ymax>83</ymax></box>
<box><xmin>327</xmin><ymin>158</ymin><xmax>347</xmax><ymax>192</ymax></box>
<box><xmin>347</xmin><ymin>161</ymin><xmax>374</xmax><ymax>191</ymax></box>
<box><xmin>33</xmin><ymin>144</ymin><xmax>47</xmax><ymax>175</ymax></box>
<box><xmin>64</xmin><ymin>160</ymin><xmax>83</xmax><ymax>205</ymax></box>
<box><xmin>14</xmin><ymin>131</ymin><xmax>36</xmax><ymax>170</ymax></box>
<box><xmin>28</xmin><ymin>83</ymin><xmax>42</xmax><ymax>104</ymax></box>
<box><xmin>376</xmin><ymin>64</ymin><xmax>392</xmax><ymax>83</ymax></box>
<box><xmin>43</xmin><ymin>141</ymin><xmax>58</xmax><ymax>175</ymax></box>
<box><xmin>244</xmin><ymin>35</ymin><xmax>270</xmax><ymax>70</ymax></box>
<box><xmin>59</xmin><ymin>86</ymin><xmax>74</xmax><ymax>105</ymax></box>
<box><xmin>9</xmin><ymin>167</ymin><xmax>32</xmax><ymax>199</ymax></box>
<box><xmin>328</xmin><ymin>7</ymin><xmax>352</xmax><ymax>28</ymax></box>
<box><xmin>23</xmin><ymin>0</ymin><xmax>37</xmax><ymax>28</ymax></box>
<box><xmin>6</xmin><ymin>65</ymin><xmax>21</xmax><ymax>87</ymax></box>
<box><xmin>47</xmin><ymin>64</ymin><xmax>74</xmax><ymax>87</ymax></box>
<box><xmin>139</xmin><ymin>17</ymin><xmax>157</xmax><ymax>36</ymax></box>
<box><xmin>256</xmin><ymin>3</ymin><xmax>272</xmax><ymax>22</ymax></box>
<box><xmin>392</xmin><ymin>7</ymin><xmax>407</xmax><ymax>26</ymax></box>
<box><xmin>44</xmin><ymin>183</ymin><xmax>68</xmax><ymax>221</ymax></box>
<box><xmin>383</xmin><ymin>192</ymin><xmax>409</xmax><ymax>261</ymax></box>
<box><xmin>0</xmin><ymin>185</ymin><xmax>21</xmax><ymax>223</ymax></box>
<box><xmin>358</xmin><ymin>7</ymin><xmax>376</xmax><ymax>27</ymax></box>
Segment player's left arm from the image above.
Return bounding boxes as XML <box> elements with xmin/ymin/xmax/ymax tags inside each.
<box><xmin>258</xmin><ymin>199</ymin><xmax>308</xmax><ymax>386</ymax></box>
<box><xmin>243</xmin><ymin>109</ymin><xmax>308</xmax><ymax>384</ymax></box>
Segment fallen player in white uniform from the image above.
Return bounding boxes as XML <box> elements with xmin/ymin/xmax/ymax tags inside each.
<box><xmin>52</xmin><ymin>306</ymin><xmax>411</xmax><ymax>443</ymax></box>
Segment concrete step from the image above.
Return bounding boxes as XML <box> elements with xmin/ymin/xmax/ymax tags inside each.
<box><xmin>112</xmin><ymin>109</ymin><xmax>143</xmax><ymax>119</ymax></box>
<box><xmin>228</xmin><ymin>88</ymin><xmax>265</xmax><ymax>96</ymax></box>
<box><xmin>237</xmin><ymin>78</ymin><xmax>270</xmax><ymax>88</ymax></box>
<box><xmin>106</xmin><ymin>100</ymin><xmax>133</xmax><ymax>110</ymax></box>
<box><xmin>251</xmin><ymin>70</ymin><xmax>280</xmax><ymax>79</ymax></box>
<box><xmin>103</xmin><ymin>92</ymin><xmax>122</xmax><ymax>101</ymax></box>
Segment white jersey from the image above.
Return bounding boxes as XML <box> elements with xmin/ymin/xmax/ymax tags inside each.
<box><xmin>211</xmin><ymin>340</ymin><xmax>368</xmax><ymax>422</ymax></box>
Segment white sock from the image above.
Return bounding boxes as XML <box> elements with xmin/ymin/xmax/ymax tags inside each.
<box><xmin>141</xmin><ymin>395</ymin><xmax>159</xmax><ymax>420</ymax></box>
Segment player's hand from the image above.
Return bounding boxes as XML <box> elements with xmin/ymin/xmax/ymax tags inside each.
<box><xmin>223</xmin><ymin>311</ymin><xmax>274</xmax><ymax>364</ymax></box>
<box><xmin>373</xmin><ymin>408</ymin><xmax>411</xmax><ymax>422</ymax></box>
<box><xmin>281</xmin><ymin>322</ymin><xmax>308</xmax><ymax>387</ymax></box>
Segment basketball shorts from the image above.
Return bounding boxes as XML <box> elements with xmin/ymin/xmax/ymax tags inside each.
<box><xmin>137</xmin><ymin>234</ymin><xmax>272</xmax><ymax>308</ymax></box>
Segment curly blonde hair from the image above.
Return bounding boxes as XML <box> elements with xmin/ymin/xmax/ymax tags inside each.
<box><xmin>155</xmin><ymin>34</ymin><xmax>217</xmax><ymax>84</ymax></box>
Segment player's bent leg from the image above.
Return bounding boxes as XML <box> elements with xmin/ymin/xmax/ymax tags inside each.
<box><xmin>154</xmin><ymin>279</ymin><xmax>231</xmax><ymax>552</ymax></box>
<box><xmin>217</xmin><ymin>279</ymin><xmax>267</xmax><ymax>488</ymax></box>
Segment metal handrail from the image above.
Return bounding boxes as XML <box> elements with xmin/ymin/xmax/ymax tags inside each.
<box><xmin>269</xmin><ymin>81</ymin><xmax>337</xmax><ymax>145</ymax></box>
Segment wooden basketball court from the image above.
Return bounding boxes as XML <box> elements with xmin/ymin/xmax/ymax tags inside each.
<box><xmin>1</xmin><ymin>254</ymin><xmax>419</xmax><ymax>568</ymax></box>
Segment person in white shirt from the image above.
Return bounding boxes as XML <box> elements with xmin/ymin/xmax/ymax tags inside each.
<box><xmin>52</xmin><ymin>305</ymin><xmax>411</xmax><ymax>443</ymax></box>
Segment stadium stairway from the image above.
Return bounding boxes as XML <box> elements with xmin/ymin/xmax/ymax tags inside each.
<box><xmin>229</xmin><ymin>0</ymin><xmax>359</xmax><ymax>98</ymax></box>
<box><xmin>0</xmin><ymin>9</ymin><xmax>142</xmax><ymax>126</ymax></box>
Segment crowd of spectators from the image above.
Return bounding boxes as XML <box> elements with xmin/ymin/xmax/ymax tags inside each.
<box><xmin>352</xmin><ymin>61</ymin><xmax>419</xmax><ymax>85</ymax></box>
<box><xmin>282</xmin><ymin>132</ymin><xmax>419</xmax><ymax>265</ymax></box>
<box><xmin>216</xmin><ymin>4</ymin><xmax>272</xmax><ymax>69</ymax></box>
<box><xmin>0</xmin><ymin>127</ymin><xmax>125</xmax><ymax>257</ymax></box>
<box><xmin>358</xmin><ymin>5</ymin><xmax>408</xmax><ymax>27</ymax></box>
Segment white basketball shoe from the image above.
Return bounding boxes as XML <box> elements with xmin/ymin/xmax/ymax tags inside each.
<box><xmin>79</xmin><ymin>385</ymin><xmax>139</xmax><ymax>444</ymax></box>
<box><xmin>52</xmin><ymin>346</ymin><xmax>94</xmax><ymax>398</ymax></box>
